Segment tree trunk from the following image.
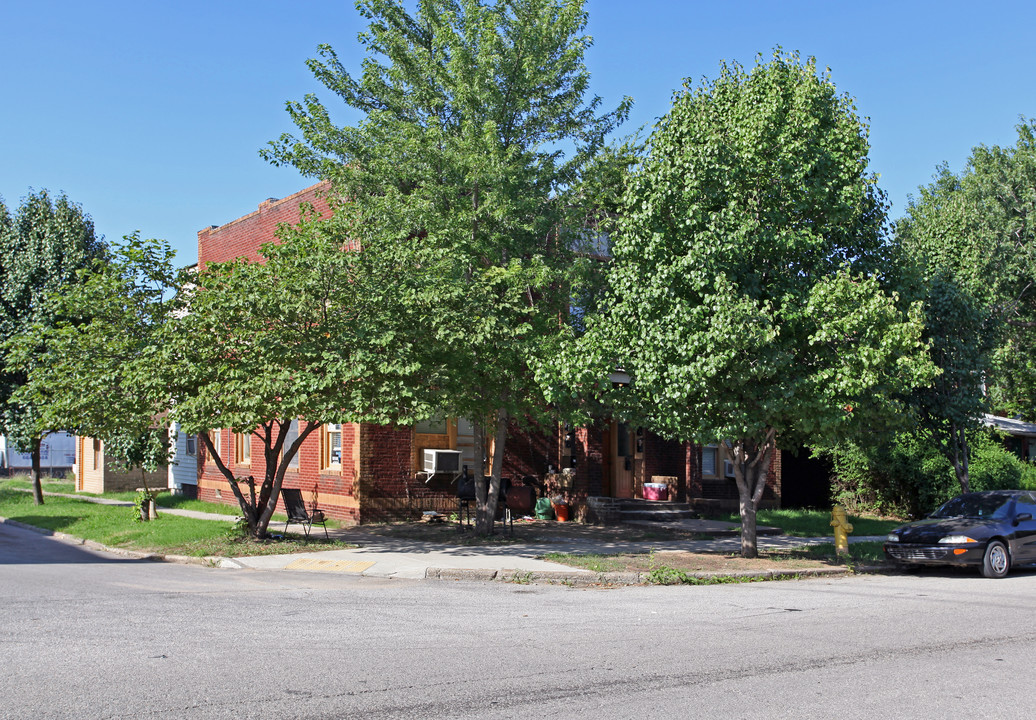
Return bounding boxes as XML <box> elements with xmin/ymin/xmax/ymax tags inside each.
<box><xmin>731</xmin><ymin>431</ymin><xmax>776</xmax><ymax>558</ymax></box>
<box><xmin>739</xmin><ymin>493</ymin><xmax>757</xmax><ymax>557</ymax></box>
<box><xmin>199</xmin><ymin>430</ymin><xmax>259</xmax><ymax>532</ymax></box>
<box><xmin>255</xmin><ymin>421</ymin><xmax>319</xmax><ymax>539</ymax></box>
<box><xmin>138</xmin><ymin>466</ymin><xmax>157</xmax><ymax>518</ymax></box>
<box><xmin>473</xmin><ymin>409</ymin><xmax>508</xmax><ymax>535</ymax></box>
<box><xmin>30</xmin><ymin>437</ymin><xmax>44</xmax><ymax>506</ymax></box>
<box><xmin>951</xmin><ymin>423</ymin><xmax>970</xmax><ymax>494</ymax></box>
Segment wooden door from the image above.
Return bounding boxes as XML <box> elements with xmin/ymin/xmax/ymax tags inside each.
<box><xmin>611</xmin><ymin>421</ymin><xmax>634</xmax><ymax>499</ymax></box>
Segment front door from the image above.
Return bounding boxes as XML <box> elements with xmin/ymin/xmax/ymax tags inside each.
<box><xmin>611</xmin><ymin>422</ymin><xmax>635</xmax><ymax>499</ymax></box>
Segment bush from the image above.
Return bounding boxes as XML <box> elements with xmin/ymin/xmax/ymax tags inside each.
<box><xmin>825</xmin><ymin>430</ymin><xmax>1036</xmax><ymax>519</ymax></box>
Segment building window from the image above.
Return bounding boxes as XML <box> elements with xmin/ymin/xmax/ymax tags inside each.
<box><xmin>92</xmin><ymin>438</ymin><xmax>101</xmax><ymax>471</ymax></box>
<box><xmin>185</xmin><ymin>435</ymin><xmax>197</xmax><ymax>456</ymax></box>
<box><xmin>321</xmin><ymin>423</ymin><xmax>342</xmax><ymax>471</ymax></box>
<box><xmin>283</xmin><ymin>420</ymin><xmax>300</xmax><ymax>470</ymax></box>
<box><xmin>234</xmin><ymin>432</ymin><xmax>251</xmax><ymax>465</ymax></box>
<box><xmin>702</xmin><ymin>445</ymin><xmax>718</xmax><ymax>477</ymax></box>
<box><xmin>413</xmin><ymin>415</ymin><xmax>458</xmax><ymax>474</ymax></box>
<box><xmin>208</xmin><ymin>429</ymin><xmax>221</xmax><ymax>460</ymax></box>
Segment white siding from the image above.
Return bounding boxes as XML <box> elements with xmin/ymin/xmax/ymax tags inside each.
<box><xmin>167</xmin><ymin>422</ymin><xmax>198</xmax><ymax>491</ymax></box>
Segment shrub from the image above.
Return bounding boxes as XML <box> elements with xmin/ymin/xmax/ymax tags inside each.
<box><xmin>825</xmin><ymin>429</ymin><xmax>1035</xmax><ymax>518</ymax></box>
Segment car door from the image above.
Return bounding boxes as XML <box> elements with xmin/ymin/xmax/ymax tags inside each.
<box><xmin>1009</xmin><ymin>493</ymin><xmax>1036</xmax><ymax>564</ymax></box>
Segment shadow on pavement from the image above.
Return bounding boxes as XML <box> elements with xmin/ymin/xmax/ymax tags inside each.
<box><xmin>0</xmin><ymin>521</ymin><xmax>143</xmax><ymax>566</ymax></box>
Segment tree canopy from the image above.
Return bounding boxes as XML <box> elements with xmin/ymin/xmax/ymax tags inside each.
<box><xmin>165</xmin><ymin>214</ymin><xmax>444</xmax><ymax>537</ymax></box>
<box><xmin>0</xmin><ymin>190</ymin><xmax>104</xmax><ymax>503</ymax></box>
<box><xmin>263</xmin><ymin>0</ymin><xmax>631</xmax><ymax>533</ymax></box>
<box><xmin>7</xmin><ymin>235</ymin><xmax>182</xmax><ymax>488</ymax></box>
<box><xmin>567</xmin><ymin>51</ymin><xmax>932</xmax><ymax>556</ymax></box>
<box><xmin>898</xmin><ymin>119</ymin><xmax>1036</xmax><ymax>420</ymax></box>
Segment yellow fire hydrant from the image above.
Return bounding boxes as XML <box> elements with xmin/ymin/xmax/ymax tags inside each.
<box><xmin>831</xmin><ymin>505</ymin><xmax>853</xmax><ymax>556</ymax></box>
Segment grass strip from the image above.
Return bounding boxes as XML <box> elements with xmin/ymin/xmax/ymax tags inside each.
<box><xmin>717</xmin><ymin>508</ymin><xmax>902</xmax><ymax>537</ymax></box>
<box><xmin>0</xmin><ymin>486</ymin><xmax>352</xmax><ymax>558</ymax></box>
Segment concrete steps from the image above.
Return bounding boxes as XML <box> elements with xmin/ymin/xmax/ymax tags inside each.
<box><xmin>614</xmin><ymin>498</ymin><xmax>698</xmax><ymax>523</ymax></box>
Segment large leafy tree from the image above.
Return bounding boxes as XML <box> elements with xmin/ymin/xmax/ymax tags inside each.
<box><xmin>6</xmin><ymin>236</ymin><xmax>182</xmax><ymax>498</ymax></box>
<box><xmin>0</xmin><ymin>191</ymin><xmax>104</xmax><ymax>504</ymax></box>
<box><xmin>573</xmin><ymin>52</ymin><xmax>932</xmax><ymax>556</ymax></box>
<box><xmin>891</xmin><ymin>267</ymin><xmax>997</xmax><ymax>494</ymax></box>
<box><xmin>165</xmin><ymin>215</ymin><xmax>439</xmax><ymax>538</ymax></box>
<box><xmin>263</xmin><ymin>0</ymin><xmax>630</xmax><ymax>533</ymax></box>
<box><xmin>898</xmin><ymin>120</ymin><xmax>1036</xmax><ymax>420</ymax></box>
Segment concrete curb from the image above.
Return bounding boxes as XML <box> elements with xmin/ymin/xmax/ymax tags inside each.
<box><xmin>426</xmin><ymin>564</ymin><xmax>855</xmax><ymax>586</ymax></box>
<box><xmin>1</xmin><ymin>513</ymin><xmax>887</xmax><ymax>585</ymax></box>
<box><xmin>0</xmin><ymin>516</ymin><xmax>219</xmax><ymax>567</ymax></box>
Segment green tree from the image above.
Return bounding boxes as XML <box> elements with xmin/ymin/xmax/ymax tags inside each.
<box><xmin>902</xmin><ymin>271</ymin><xmax>997</xmax><ymax>494</ymax></box>
<box><xmin>573</xmin><ymin>52</ymin><xmax>932</xmax><ymax>556</ymax></box>
<box><xmin>263</xmin><ymin>0</ymin><xmax>630</xmax><ymax>533</ymax></box>
<box><xmin>165</xmin><ymin>214</ymin><xmax>439</xmax><ymax>538</ymax></box>
<box><xmin>6</xmin><ymin>235</ymin><xmax>181</xmax><ymax>500</ymax></box>
<box><xmin>0</xmin><ymin>191</ymin><xmax>104</xmax><ymax>504</ymax></box>
<box><xmin>898</xmin><ymin>119</ymin><xmax>1036</xmax><ymax>419</ymax></box>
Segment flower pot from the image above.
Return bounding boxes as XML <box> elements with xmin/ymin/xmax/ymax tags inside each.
<box><xmin>643</xmin><ymin>483</ymin><xmax>668</xmax><ymax>501</ymax></box>
<box><xmin>552</xmin><ymin>502</ymin><xmax>570</xmax><ymax>522</ymax></box>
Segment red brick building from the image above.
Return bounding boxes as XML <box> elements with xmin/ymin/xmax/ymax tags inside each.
<box><xmin>195</xmin><ymin>184</ymin><xmax>781</xmax><ymax>523</ymax></box>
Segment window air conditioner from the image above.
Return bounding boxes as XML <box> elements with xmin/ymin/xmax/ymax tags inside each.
<box><xmin>326</xmin><ymin>423</ymin><xmax>342</xmax><ymax>432</ymax></box>
<box><xmin>724</xmin><ymin>459</ymin><xmax>736</xmax><ymax>478</ymax></box>
<box><xmin>423</xmin><ymin>449</ymin><xmax>462</xmax><ymax>475</ymax></box>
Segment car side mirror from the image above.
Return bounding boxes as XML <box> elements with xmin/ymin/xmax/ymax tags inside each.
<box><xmin>1015</xmin><ymin>513</ymin><xmax>1033</xmax><ymax>525</ymax></box>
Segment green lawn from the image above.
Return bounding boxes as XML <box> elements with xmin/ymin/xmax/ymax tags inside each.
<box><xmin>4</xmin><ymin>477</ymin><xmax>76</xmax><ymax>494</ymax></box>
<box><xmin>785</xmin><ymin>541</ymin><xmax>887</xmax><ymax>563</ymax></box>
<box><xmin>717</xmin><ymin>508</ymin><xmax>902</xmax><ymax>537</ymax></box>
<box><xmin>0</xmin><ymin>485</ymin><xmax>350</xmax><ymax>557</ymax></box>
<box><xmin>2</xmin><ymin>476</ymin><xmax>287</xmax><ymax>520</ymax></box>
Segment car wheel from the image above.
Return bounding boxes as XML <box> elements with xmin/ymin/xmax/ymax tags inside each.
<box><xmin>982</xmin><ymin>540</ymin><xmax>1011</xmax><ymax>579</ymax></box>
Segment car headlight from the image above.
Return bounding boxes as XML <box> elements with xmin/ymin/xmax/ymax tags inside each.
<box><xmin>938</xmin><ymin>535</ymin><xmax>978</xmax><ymax>544</ymax></box>
<box><xmin>886</xmin><ymin>533</ymin><xmax>899</xmax><ymax>543</ymax></box>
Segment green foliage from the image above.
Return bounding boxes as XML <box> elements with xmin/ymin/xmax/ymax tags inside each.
<box><xmin>825</xmin><ymin>430</ymin><xmax>1036</xmax><ymax>518</ymax></box>
<box><xmin>224</xmin><ymin>517</ymin><xmax>251</xmax><ymax>540</ymax></box>
<box><xmin>0</xmin><ymin>190</ymin><xmax>104</xmax><ymax>452</ymax></box>
<box><xmin>562</xmin><ymin>50</ymin><xmax>932</xmax><ymax>556</ymax></box>
<box><xmin>5</xmin><ymin>234</ymin><xmax>180</xmax><ymax>474</ymax></box>
<box><xmin>645</xmin><ymin>565</ymin><xmax>694</xmax><ymax>585</ymax></box>
<box><xmin>132</xmin><ymin>488</ymin><xmax>153</xmax><ymax>524</ymax></box>
<box><xmin>262</xmin><ymin>0</ymin><xmax>632</xmax><ymax>534</ymax></box>
<box><xmin>898</xmin><ymin>119</ymin><xmax>1036</xmax><ymax>419</ymax></box>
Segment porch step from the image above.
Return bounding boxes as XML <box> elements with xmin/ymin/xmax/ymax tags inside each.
<box><xmin>614</xmin><ymin>499</ymin><xmax>698</xmax><ymax>523</ymax></box>
<box><xmin>585</xmin><ymin>496</ymin><xmax>699</xmax><ymax>525</ymax></box>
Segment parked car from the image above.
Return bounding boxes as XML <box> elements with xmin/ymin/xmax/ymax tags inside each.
<box><xmin>884</xmin><ymin>490</ymin><xmax>1036</xmax><ymax>578</ymax></box>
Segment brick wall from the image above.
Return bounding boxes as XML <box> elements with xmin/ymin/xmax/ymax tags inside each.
<box><xmin>642</xmin><ymin>432</ymin><xmax>687</xmax><ymax>501</ymax></box>
<box><xmin>197</xmin><ymin>425</ymin><xmax>363</xmax><ymax>524</ymax></box>
<box><xmin>197</xmin><ymin>183</ymin><xmax>332</xmax><ymax>268</ymax></box>
<box><xmin>566</xmin><ymin>423</ymin><xmax>604</xmax><ymax>517</ymax></box>
<box><xmin>358</xmin><ymin>423</ymin><xmax>418</xmax><ymax>522</ymax></box>
<box><xmin>501</xmin><ymin>417</ymin><xmax>556</xmax><ymax>480</ymax></box>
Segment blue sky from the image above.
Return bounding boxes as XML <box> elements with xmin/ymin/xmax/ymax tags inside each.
<box><xmin>2</xmin><ymin>0</ymin><xmax>1033</xmax><ymax>265</ymax></box>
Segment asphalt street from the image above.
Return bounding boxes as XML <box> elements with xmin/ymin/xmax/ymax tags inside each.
<box><xmin>2</xmin><ymin>521</ymin><xmax>1033</xmax><ymax>719</ymax></box>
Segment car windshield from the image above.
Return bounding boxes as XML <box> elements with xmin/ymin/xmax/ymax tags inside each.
<box><xmin>931</xmin><ymin>494</ymin><xmax>1013</xmax><ymax>520</ymax></box>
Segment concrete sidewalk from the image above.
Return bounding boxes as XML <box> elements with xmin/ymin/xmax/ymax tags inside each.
<box><xmin>22</xmin><ymin>489</ymin><xmax>883</xmax><ymax>584</ymax></box>
<box><xmin>225</xmin><ymin>525</ymin><xmax>886</xmax><ymax>582</ymax></box>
